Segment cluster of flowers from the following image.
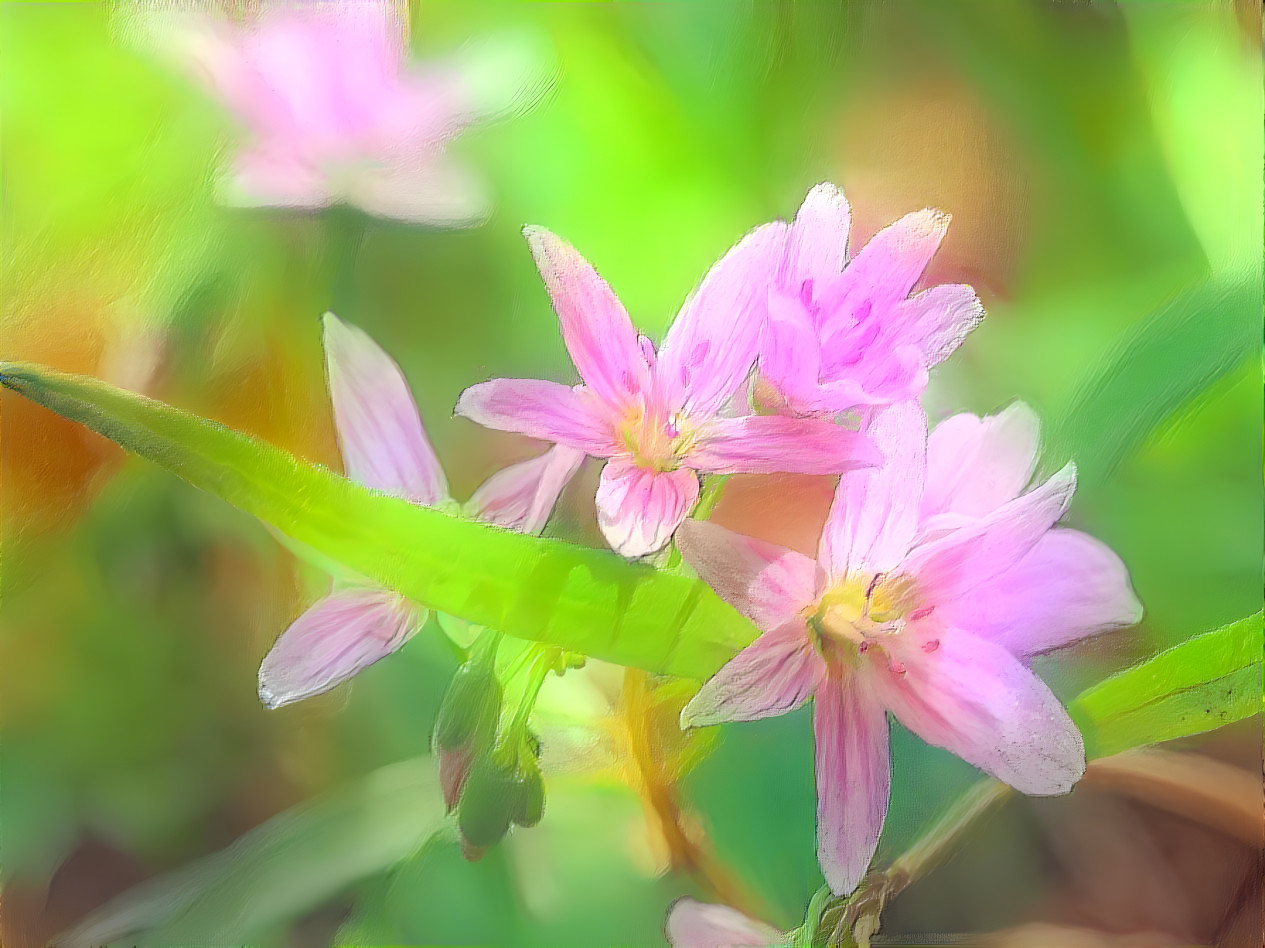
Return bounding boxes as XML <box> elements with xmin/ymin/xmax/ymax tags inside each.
<box><xmin>147</xmin><ymin>3</ymin><xmax>1142</xmax><ymax>941</ymax></box>
<box><xmin>258</xmin><ymin>183</ymin><xmax>1142</xmax><ymax>931</ymax></box>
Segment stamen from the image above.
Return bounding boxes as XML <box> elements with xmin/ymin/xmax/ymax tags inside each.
<box><xmin>908</xmin><ymin>605</ymin><xmax>935</xmax><ymax>622</ymax></box>
<box><xmin>638</xmin><ymin>335</ymin><xmax>657</xmax><ymax>367</ymax></box>
<box><xmin>921</xmin><ymin>639</ymin><xmax>940</xmax><ymax>654</ymax></box>
<box><xmin>865</xmin><ymin>574</ymin><xmax>882</xmax><ymax>600</ymax></box>
<box><xmin>888</xmin><ymin>659</ymin><xmax>907</xmax><ymax>676</ymax></box>
<box><xmin>857</xmin><ymin>640</ymin><xmax>872</xmax><ymax>654</ymax></box>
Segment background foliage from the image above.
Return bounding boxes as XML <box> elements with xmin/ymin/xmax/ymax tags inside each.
<box><xmin>1</xmin><ymin>2</ymin><xmax>1260</xmax><ymax>945</ymax></box>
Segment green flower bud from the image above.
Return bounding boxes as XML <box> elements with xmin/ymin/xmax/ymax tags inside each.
<box><xmin>512</xmin><ymin>761</ymin><xmax>545</xmax><ymax>828</ymax></box>
<box><xmin>434</xmin><ymin>663</ymin><xmax>501</xmax><ymax>753</ymax></box>
<box><xmin>457</xmin><ymin>757</ymin><xmax>518</xmax><ymax>853</ymax></box>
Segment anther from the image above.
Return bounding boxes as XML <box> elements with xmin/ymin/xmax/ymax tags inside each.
<box><xmin>908</xmin><ymin>605</ymin><xmax>935</xmax><ymax>622</ymax></box>
<box><xmin>921</xmin><ymin>639</ymin><xmax>940</xmax><ymax>654</ymax></box>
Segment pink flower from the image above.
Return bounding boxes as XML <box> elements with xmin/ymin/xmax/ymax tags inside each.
<box><xmin>151</xmin><ymin>1</ymin><xmax>493</xmax><ymax>224</ymax></box>
<box><xmin>665</xmin><ymin>898</ymin><xmax>787</xmax><ymax>948</ymax></box>
<box><xmin>756</xmin><ymin>183</ymin><xmax>984</xmax><ymax>415</ymax></box>
<box><xmin>676</xmin><ymin>401</ymin><xmax>1141</xmax><ymax>894</ymax></box>
<box><xmin>456</xmin><ymin>226</ymin><xmax>881</xmax><ymax>558</ymax></box>
<box><xmin>257</xmin><ymin>313</ymin><xmax>581</xmax><ymax>709</ymax></box>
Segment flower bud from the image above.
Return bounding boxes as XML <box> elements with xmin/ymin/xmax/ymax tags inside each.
<box><xmin>434</xmin><ymin>663</ymin><xmax>501</xmax><ymax>752</ymax></box>
<box><xmin>457</xmin><ymin>756</ymin><xmax>519</xmax><ymax>855</ymax></box>
<box><xmin>511</xmin><ymin>761</ymin><xmax>545</xmax><ymax>828</ymax></box>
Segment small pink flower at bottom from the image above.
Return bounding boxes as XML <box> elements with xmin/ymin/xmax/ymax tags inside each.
<box><xmin>665</xmin><ymin>898</ymin><xmax>786</xmax><ymax>948</ymax></box>
<box><xmin>677</xmin><ymin>400</ymin><xmax>1141</xmax><ymax>894</ymax></box>
<box><xmin>756</xmin><ymin>183</ymin><xmax>983</xmax><ymax>416</ymax></box>
<box><xmin>257</xmin><ymin>314</ymin><xmax>580</xmax><ymax>709</ymax></box>
<box><xmin>457</xmin><ymin>225</ymin><xmax>881</xmax><ymax>558</ymax></box>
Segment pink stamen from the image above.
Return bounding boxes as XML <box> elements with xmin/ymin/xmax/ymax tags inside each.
<box><xmin>908</xmin><ymin>605</ymin><xmax>935</xmax><ymax>622</ymax></box>
<box><xmin>921</xmin><ymin>639</ymin><xmax>940</xmax><ymax>654</ymax></box>
<box><xmin>888</xmin><ymin>659</ymin><xmax>907</xmax><ymax>676</ymax></box>
<box><xmin>857</xmin><ymin>640</ymin><xmax>872</xmax><ymax>654</ymax></box>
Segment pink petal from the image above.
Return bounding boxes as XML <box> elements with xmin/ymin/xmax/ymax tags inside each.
<box><xmin>223</xmin><ymin>148</ymin><xmax>332</xmax><ymax>209</ymax></box>
<box><xmin>689</xmin><ymin>415</ymin><xmax>881</xmax><ymax>476</ymax></box>
<box><xmin>594</xmin><ymin>460</ymin><xmax>699</xmax><ymax>557</ymax></box>
<box><xmin>826</xmin><ymin>208</ymin><xmax>950</xmax><ymax>315</ymax></box>
<box><xmin>757</xmin><ymin>292</ymin><xmax>831</xmax><ymax>414</ymax></box>
<box><xmin>939</xmin><ymin>529</ymin><xmax>1143</xmax><ymax>656</ymax></box>
<box><xmin>468</xmin><ymin>445</ymin><xmax>585</xmax><ymax>536</ymax></box>
<box><xmin>257</xmin><ymin>587</ymin><xmax>422</xmax><ymax>709</ymax></box>
<box><xmin>675</xmin><ymin>519</ymin><xmax>817</xmax><ymax>629</ymax></box>
<box><xmin>785</xmin><ymin>182</ymin><xmax>851</xmax><ymax>287</ymax></box>
<box><xmin>680</xmin><ymin>620</ymin><xmax>822</xmax><ymax>728</ymax></box>
<box><xmin>455</xmin><ymin>378</ymin><xmax>617</xmax><ymax>456</ymax></box>
<box><xmin>921</xmin><ymin>403</ymin><xmax>1040</xmax><ymax>521</ymax></box>
<box><xmin>323</xmin><ymin>313</ymin><xmax>447</xmax><ymax>505</ymax></box>
<box><xmin>874</xmin><ymin>629</ymin><xmax>1085</xmax><ymax>795</ymax></box>
<box><xmin>342</xmin><ymin>158</ymin><xmax>489</xmax><ymax>227</ymax></box>
<box><xmin>665</xmin><ymin>898</ymin><xmax>785</xmax><ymax>948</ymax></box>
<box><xmin>894</xmin><ymin>282</ymin><xmax>984</xmax><ymax>367</ymax></box>
<box><xmin>656</xmin><ymin>221</ymin><xmax>789</xmax><ymax>416</ymax></box>
<box><xmin>813</xmin><ymin>673</ymin><xmax>891</xmax><ymax>895</ymax></box>
<box><xmin>524</xmin><ymin>227</ymin><xmax>649</xmax><ymax>410</ymax></box>
<box><xmin>905</xmin><ymin>462</ymin><xmax>1077</xmax><ymax>606</ymax></box>
<box><xmin>819</xmin><ymin>400</ymin><xmax>927</xmax><ymax>580</ymax></box>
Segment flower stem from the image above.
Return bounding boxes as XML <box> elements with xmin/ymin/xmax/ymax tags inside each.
<box><xmin>817</xmin><ymin>778</ymin><xmax>1011</xmax><ymax>947</ymax></box>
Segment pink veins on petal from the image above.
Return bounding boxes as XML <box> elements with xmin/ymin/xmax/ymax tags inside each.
<box><xmin>676</xmin><ymin>399</ymin><xmax>1142</xmax><ymax>895</ymax></box>
<box><xmin>757</xmin><ymin>182</ymin><xmax>985</xmax><ymax>415</ymax></box>
<box><xmin>457</xmin><ymin>224</ymin><xmax>881</xmax><ymax>557</ymax></box>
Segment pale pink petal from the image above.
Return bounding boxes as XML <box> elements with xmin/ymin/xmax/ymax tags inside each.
<box><xmin>524</xmin><ymin>227</ymin><xmax>649</xmax><ymax>409</ymax></box>
<box><xmin>468</xmin><ymin>445</ymin><xmax>585</xmax><ymax>535</ymax></box>
<box><xmin>665</xmin><ymin>898</ymin><xmax>785</xmax><ymax>948</ymax></box>
<box><xmin>894</xmin><ymin>282</ymin><xmax>984</xmax><ymax>367</ymax></box>
<box><xmin>675</xmin><ymin>519</ymin><xmax>817</xmax><ymax>629</ymax></box>
<box><xmin>323</xmin><ymin>313</ymin><xmax>446</xmax><ymax>505</ymax></box>
<box><xmin>258</xmin><ymin>588</ymin><xmax>422</xmax><ymax>709</ymax></box>
<box><xmin>905</xmin><ymin>462</ymin><xmax>1077</xmax><ymax>606</ymax></box>
<box><xmin>921</xmin><ymin>404</ymin><xmax>1040</xmax><ymax>521</ymax></box>
<box><xmin>757</xmin><ymin>291</ymin><xmax>829</xmax><ymax>413</ymax></box>
<box><xmin>681</xmin><ymin>620</ymin><xmax>822</xmax><ymax>728</ymax></box>
<box><xmin>874</xmin><ymin>629</ymin><xmax>1085</xmax><ymax>795</ymax></box>
<box><xmin>688</xmin><ymin>415</ymin><xmax>881</xmax><ymax>476</ymax></box>
<box><xmin>455</xmin><ymin>379</ymin><xmax>617</xmax><ymax>456</ymax></box>
<box><xmin>814</xmin><ymin>673</ymin><xmax>891</xmax><ymax>895</ymax></box>
<box><xmin>342</xmin><ymin>157</ymin><xmax>489</xmax><ymax>227</ymax></box>
<box><xmin>656</xmin><ymin>222</ymin><xmax>789</xmax><ymax>416</ymax></box>
<box><xmin>785</xmin><ymin>182</ymin><xmax>851</xmax><ymax>287</ymax></box>
<box><xmin>939</xmin><ymin>529</ymin><xmax>1143</xmax><ymax>656</ymax></box>
<box><xmin>849</xmin><ymin>342</ymin><xmax>929</xmax><ymax>406</ymax></box>
<box><xmin>826</xmin><ymin>208</ymin><xmax>950</xmax><ymax>315</ymax></box>
<box><xmin>223</xmin><ymin>148</ymin><xmax>332</xmax><ymax>209</ymax></box>
<box><xmin>594</xmin><ymin>461</ymin><xmax>699</xmax><ymax>557</ymax></box>
<box><xmin>819</xmin><ymin>400</ymin><xmax>927</xmax><ymax>580</ymax></box>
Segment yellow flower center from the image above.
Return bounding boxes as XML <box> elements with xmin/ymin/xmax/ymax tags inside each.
<box><xmin>618</xmin><ymin>404</ymin><xmax>699</xmax><ymax>472</ymax></box>
<box><xmin>806</xmin><ymin>573</ymin><xmax>924</xmax><ymax>668</ymax></box>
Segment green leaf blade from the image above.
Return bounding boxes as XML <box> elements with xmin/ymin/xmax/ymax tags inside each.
<box><xmin>1071</xmin><ymin>611</ymin><xmax>1262</xmax><ymax>757</ymax></box>
<box><xmin>0</xmin><ymin>362</ymin><xmax>757</xmax><ymax>680</ymax></box>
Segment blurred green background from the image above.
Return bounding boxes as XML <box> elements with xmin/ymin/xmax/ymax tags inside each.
<box><xmin>1</xmin><ymin>2</ymin><xmax>1260</xmax><ymax>945</ymax></box>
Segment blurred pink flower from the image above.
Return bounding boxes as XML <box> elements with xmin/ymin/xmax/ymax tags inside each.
<box><xmin>152</xmin><ymin>1</ymin><xmax>494</xmax><ymax>224</ymax></box>
<box><xmin>456</xmin><ymin>226</ymin><xmax>881</xmax><ymax>558</ymax></box>
<box><xmin>665</xmin><ymin>897</ymin><xmax>787</xmax><ymax>948</ymax></box>
<box><xmin>757</xmin><ymin>183</ymin><xmax>984</xmax><ymax>415</ymax></box>
<box><xmin>258</xmin><ymin>313</ymin><xmax>581</xmax><ymax>709</ymax></box>
<box><xmin>677</xmin><ymin>401</ymin><xmax>1141</xmax><ymax>894</ymax></box>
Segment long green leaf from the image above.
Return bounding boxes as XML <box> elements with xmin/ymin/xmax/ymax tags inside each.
<box><xmin>0</xmin><ymin>362</ymin><xmax>757</xmax><ymax>680</ymax></box>
<box><xmin>1070</xmin><ymin>611</ymin><xmax>1262</xmax><ymax>758</ymax></box>
<box><xmin>56</xmin><ymin>758</ymin><xmax>445</xmax><ymax>947</ymax></box>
